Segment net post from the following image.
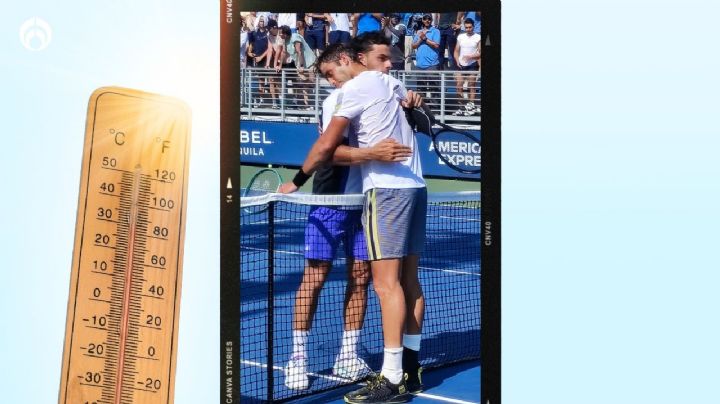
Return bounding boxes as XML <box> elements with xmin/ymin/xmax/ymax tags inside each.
<box><xmin>267</xmin><ymin>200</ymin><xmax>275</xmax><ymax>402</ymax></box>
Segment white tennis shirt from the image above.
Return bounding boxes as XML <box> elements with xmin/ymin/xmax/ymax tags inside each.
<box><xmin>333</xmin><ymin>70</ymin><xmax>425</xmax><ymax>192</ymax></box>
<box><xmin>321</xmin><ymin>89</ymin><xmax>362</xmax><ymax>194</ymax></box>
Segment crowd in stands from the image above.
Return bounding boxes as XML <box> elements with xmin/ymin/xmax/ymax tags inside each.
<box><xmin>240</xmin><ymin>12</ymin><xmax>482</xmax><ymax>117</ymax></box>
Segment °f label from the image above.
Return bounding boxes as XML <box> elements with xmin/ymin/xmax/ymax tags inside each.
<box><xmin>59</xmin><ymin>87</ymin><xmax>191</xmax><ymax>404</ymax></box>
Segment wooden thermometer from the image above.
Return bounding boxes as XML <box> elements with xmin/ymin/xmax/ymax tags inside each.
<box><xmin>59</xmin><ymin>87</ymin><xmax>191</xmax><ymax>404</ymax></box>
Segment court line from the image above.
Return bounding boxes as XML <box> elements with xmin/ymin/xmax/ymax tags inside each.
<box><xmin>419</xmin><ymin>266</ymin><xmax>480</xmax><ymax>277</ymax></box>
<box><xmin>241</xmin><ymin>246</ymin><xmax>480</xmax><ymax>277</ymax></box>
<box><xmin>240</xmin><ymin>359</ymin><xmax>349</xmax><ymax>384</ymax></box>
<box><xmin>414</xmin><ymin>393</ymin><xmax>479</xmax><ymax>404</ymax></box>
<box><xmin>240</xmin><ymin>359</ymin><xmax>479</xmax><ymax>404</ymax></box>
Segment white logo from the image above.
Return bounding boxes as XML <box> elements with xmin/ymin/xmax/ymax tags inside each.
<box><xmin>19</xmin><ymin>17</ymin><xmax>52</xmax><ymax>51</ymax></box>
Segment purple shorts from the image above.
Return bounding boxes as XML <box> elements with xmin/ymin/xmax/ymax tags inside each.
<box><xmin>304</xmin><ymin>206</ymin><xmax>368</xmax><ymax>261</ymax></box>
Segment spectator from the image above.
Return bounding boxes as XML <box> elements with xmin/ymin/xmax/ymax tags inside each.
<box><xmin>273</xmin><ymin>25</ymin><xmax>296</xmax><ymax>107</ymax></box>
<box><xmin>411</xmin><ymin>14</ymin><xmax>441</xmax><ymax>104</ymax></box>
<box><xmin>240</xmin><ymin>18</ymin><xmax>249</xmax><ymax>68</ymax></box>
<box><xmin>247</xmin><ymin>17</ymin><xmax>271</xmax><ymax>106</ymax></box>
<box><xmin>463</xmin><ymin>11</ymin><xmax>481</xmax><ymax>34</ymax></box>
<box><xmin>452</xmin><ymin>18</ymin><xmax>481</xmax><ymax>116</ymax></box>
<box><xmin>382</xmin><ymin>14</ymin><xmax>406</xmax><ymax>71</ymax></box>
<box><xmin>404</xmin><ymin>13</ymin><xmax>424</xmax><ymax>37</ymax></box>
<box><xmin>256</xmin><ymin>11</ymin><xmax>277</xmax><ymax>25</ymax></box>
<box><xmin>279</xmin><ymin>25</ymin><xmax>317</xmax><ymax>110</ymax></box>
<box><xmin>352</xmin><ymin>13</ymin><xmax>382</xmax><ymax>36</ymax></box>
<box><xmin>297</xmin><ymin>12</ymin><xmax>307</xmax><ymax>36</ymax></box>
<box><xmin>247</xmin><ymin>17</ymin><xmax>270</xmax><ymax>67</ymax></box>
<box><xmin>278</xmin><ymin>13</ymin><xmax>299</xmax><ymax>34</ymax></box>
<box><xmin>435</xmin><ymin>12</ymin><xmax>462</xmax><ymax>69</ymax></box>
<box><xmin>244</xmin><ymin>12</ymin><xmax>257</xmax><ymax>32</ymax></box>
<box><xmin>304</xmin><ymin>13</ymin><xmax>328</xmax><ymax>55</ymax></box>
<box><xmin>265</xmin><ymin>19</ymin><xmax>281</xmax><ymax>109</ymax></box>
<box><xmin>326</xmin><ymin>13</ymin><xmax>351</xmax><ymax>46</ymax></box>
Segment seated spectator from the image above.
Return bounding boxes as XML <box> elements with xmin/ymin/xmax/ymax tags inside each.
<box><xmin>326</xmin><ymin>13</ymin><xmax>351</xmax><ymax>46</ymax></box>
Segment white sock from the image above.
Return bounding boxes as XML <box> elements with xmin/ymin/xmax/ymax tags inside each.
<box><xmin>381</xmin><ymin>347</ymin><xmax>404</xmax><ymax>384</ymax></box>
<box><xmin>340</xmin><ymin>329</ymin><xmax>360</xmax><ymax>357</ymax></box>
<box><xmin>292</xmin><ymin>330</ymin><xmax>309</xmax><ymax>359</ymax></box>
<box><xmin>402</xmin><ymin>334</ymin><xmax>421</xmax><ymax>352</ymax></box>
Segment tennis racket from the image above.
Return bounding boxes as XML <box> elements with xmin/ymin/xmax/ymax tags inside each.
<box><xmin>411</xmin><ymin>107</ymin><xmax>481</xmax><ymax>174</ymax></box>
<box><xmin>242</xmin><ymin>168</ymin><xmax>283</xmax><ymax>213</ymax></box>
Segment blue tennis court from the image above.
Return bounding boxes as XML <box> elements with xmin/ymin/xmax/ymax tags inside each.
<box><xmin>239</xmin><ymin>193</ymin><xmax>481</xmax><ymax>402</ymax></box>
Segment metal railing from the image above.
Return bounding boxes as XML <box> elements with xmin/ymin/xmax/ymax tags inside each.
<box><xmin>240</xmin><ymin>67</ymin><xmax>481</xmax><ymax>126</ymax></box>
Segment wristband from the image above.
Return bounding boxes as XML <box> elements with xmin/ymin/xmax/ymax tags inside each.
<box><xmin>292</xmin><ymin>169</ymin><xmax>311</xmax><ymax>187</ymax></box>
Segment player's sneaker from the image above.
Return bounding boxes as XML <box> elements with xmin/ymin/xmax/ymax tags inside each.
<box><xmin>284</xmin><ymin>355</ymin><xmax>309</xmax><ymax>390</ymax></box>
<box><xmin>404</xmin><ymin>367</ymin><xmax>424</xmax><ymax>394</ymax></box>
<box><xmin>453</xmin><ymin>108</ymin><xmax>465</xmax><ymax>116</ymax></box>
<box><xmin>343</xmin><ymin>374</ymin><xmax>409</xmax><ymax>404</ymax></box>
<box><xmin>332</xmin><ymin>354</ymin><xmax>373</xmax><ymax>381</ymax></box>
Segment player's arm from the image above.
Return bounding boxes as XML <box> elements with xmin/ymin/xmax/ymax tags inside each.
<box><xmin>332</xmin><ymin>140</ymin><xmax>412</xmax><ymax>166</ymax></box>
<box><xmin>278</xmin><ymin>117</ymin><xmax>350</xmax><ymax>193</ymax></box>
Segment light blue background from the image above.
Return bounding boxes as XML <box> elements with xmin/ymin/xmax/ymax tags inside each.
<box><xmin>1</xmin><ymin>1</ymin><xmax>719</xmax><ymax>404</ymax></box>
<box><xmin>1</xmin><ymin>2</ymin><xmax>218</xmax><ymax>403</ymax></box>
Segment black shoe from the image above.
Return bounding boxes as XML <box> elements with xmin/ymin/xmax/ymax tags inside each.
<box><xmin>344</xmin><ymin>374</ymin><xmax>410</xmax><ymax>404</ymax></box>
<box><xmin>404</xmin><ymin>367</ymin><xmax>424</xmax><ymax>394</ymax></box>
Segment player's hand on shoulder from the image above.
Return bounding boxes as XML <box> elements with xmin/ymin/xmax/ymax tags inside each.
<box><xmin>278</xmin><ymin>182</ymin><xmax>299</xmax><ymax>194</ymax></box>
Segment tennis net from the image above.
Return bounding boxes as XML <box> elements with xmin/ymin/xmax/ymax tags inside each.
<box><xmin>240</xmin><ymin>191</ymin><xmax>481</xmax><ymax>402</ymax></box>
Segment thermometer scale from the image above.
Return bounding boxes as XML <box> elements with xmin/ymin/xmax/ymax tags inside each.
<box><xmin>59</xmin><ymin>87</ymin><xmax>191</xmax><ymax>404</ymax></box>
